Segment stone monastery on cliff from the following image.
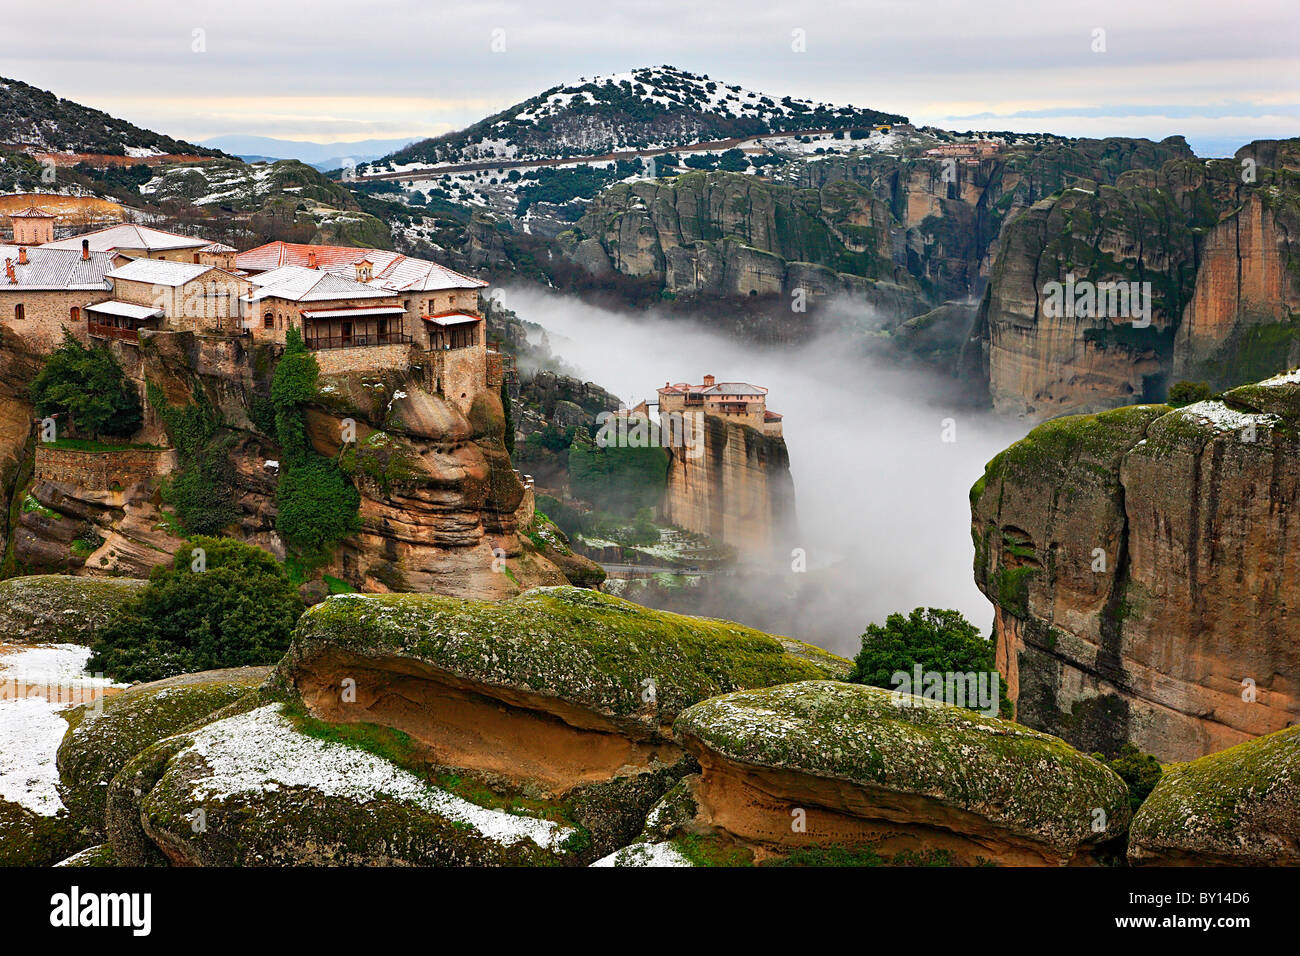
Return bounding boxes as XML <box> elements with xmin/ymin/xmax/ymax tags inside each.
<box><xmin>0</xmin><ymin>208</ymin><xmax>494</xmax><ymax>407</ymax></box>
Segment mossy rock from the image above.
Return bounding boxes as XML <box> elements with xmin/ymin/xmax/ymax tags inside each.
<box><xmin>277</xmin><ymin>586</ymin><xmax>850</xmax><ymax>736</ymax></box>
<box><xmin>1129</xmin><ymin>724</ymin><xmax>1300</xmax><ymax>865</ymax></box>
<box><xmin>0</xmin><ymin>798</ymin><xmax>82</xmax><ymax>867</ymax></box>
<box><xmin>590</xmin><ymin>841</ymin><xmax>695</xmax><ymax>867</ymax></box>
<box><xmin>674</xmin><ymin>681</ymin><xmax>1130</xmax><ymax>865</ymax></box>
<box><xmin>57</xmin><ymin>667</ymin><xmax>270</xmax><ymax>839</ymax></box>
<box><xmin>524</xmin><ymin>513</ymin><xmax>606</xmax><ymax>588</ymax></box>
<box><xmin>54</xmin><ymin>842</ymin><xmax>118</xmax><ymax>867</ymax></box>
<box><xmin>0</xmin><ymin>575</ymin><xmax>146</xmax><ymax>645</ymax></box>
<box><xmin>105</xmin><ymin>703</ymin><xmax>591</xmax><ymax>866</ymax></box>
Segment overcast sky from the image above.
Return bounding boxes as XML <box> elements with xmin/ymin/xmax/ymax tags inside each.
<box><xmin>4</xmin><ymin>0</ymin><xmax>1296</xmax><ymax>155</ymax></box>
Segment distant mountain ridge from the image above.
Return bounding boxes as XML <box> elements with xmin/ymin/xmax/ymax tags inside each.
<box><xmin>200</xmin><ymin>135</ymin><xmax>416</xmax><ymax>171</ymax></box>
<box><xmin>0</xmin><ymin>75</ymin><xmax>223</xmax><ymax>157</ymax></box>
<box><xmin>368</xmin><ymin>65</ymin><xmax>906</xmax><ymax>171</ymax></box>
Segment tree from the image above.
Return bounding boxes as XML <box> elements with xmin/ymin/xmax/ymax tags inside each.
<box><xmin>270</xmin><ymin>329</ymin><xmax>361</xmax><ymax>555</ymax></box>
<box><xmin>1094</xmin><ymin>744</ymin><xmax>1163</xmax><ymax>812</ymax></box>
<box><xmin>1167</xmin><ymin>380</ymin><xmax>1213</xmax><ymax>407</ymax></box>
<box><xmin>848</xmin><ymin>607</ymin><xmax>1011</xmax><ymax>718</ymax></box>
<box><xmin>501</xmin><ymin>379</ymin><xmax>515</xmax><ymax>456</ymax></box>
<box><xmin>30</xmin><ymin>332</ymin><xmax>143</xmax><ymax>439</ymax></box>
<box><xmin>88</xmin><ymin>536</ymin><xmax>304</xmax><ymax>682</ymax></box>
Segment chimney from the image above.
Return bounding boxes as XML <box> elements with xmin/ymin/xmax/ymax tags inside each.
<box><xmin>81</xmin><ymin>239</ymin><xmax>90</xmax><ymax>261</ymax></box>
<box><xmin>17</xmin><ymin>247</ymin><xmax>27</xmax><ymax>265</ymax></box>
<box><xmin>4</xmin><ymin>259</ymin><xmax>14</xmax><ymax>284</ymax></box>
<box><xmin>307</xmin><ymin>251</ymin><xmax>318</xmax><ymax>269</ymax></box>
<box><xmin>702</xmin><ymin>374</ymin><xmax>716</xmax><ymax>387</ymax></box>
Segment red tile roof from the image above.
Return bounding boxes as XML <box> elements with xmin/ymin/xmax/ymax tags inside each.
<box><xmin>236</xmin><ymin>241</ymin><xmax>487</xmax><ymax>291</ymax></box>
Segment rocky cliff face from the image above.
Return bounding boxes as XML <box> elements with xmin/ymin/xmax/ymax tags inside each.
<box><xmin>660</xmin><ymin>414</ymin><xmax>794</xmax><ymax>558</ymax></box>
<box><xmin>6</xmin><ymin>331</ymin><xmax>593</xmax><ymax>597</ymax></box>
<box><xmin>559</xmin><ymin>170</ymin><xmax>924</xmax><ymax>313</ymax></box>
<box><xmin>974</xmin><ymin>139</ymin><xmax>1300</xmax><ymax>418</ymax></box>
<box><xmin>970</xmin><ymin>372</ymin><xmax>1300</xmax><ymax>762</ymax></box>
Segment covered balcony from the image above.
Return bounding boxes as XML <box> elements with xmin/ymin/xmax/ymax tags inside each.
<box><xmin>86</xmin><ymin>301</ymin><xmax>164</xmax><ymax>344</ymax></box>
<box><xmin>423</xmin><ymin>312</ymin><xmax>482</xmax><ymax>351</ymax></box>
<box><xmin>301</xmin><ymin>306</ymin><xmax>411</xmax><ymax>350</ymax></box>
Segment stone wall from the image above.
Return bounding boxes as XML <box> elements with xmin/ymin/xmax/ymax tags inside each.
<box><xmin>313</xmin><ymin>343</ymin><xmax>413</xmax><ymax>376</ymax></box>
<box><xmin>421</xmin><ymin>346</ymin><xmax>487</xmax><ymax>412</ymax></box>
<box><xmin>34</xmin><ymin>444</ymin><xmax>176</xmax><ymax>491</ymax></box>
<box><xmin>0</xmin><ymin>289</ymin><xmax>106</xmax><ymax>352</ymax></box>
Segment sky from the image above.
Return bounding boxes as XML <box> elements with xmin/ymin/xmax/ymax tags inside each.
<box><xmin>2</xmin><ymin>1</ymin><xmax>1296</xmax><ymax>156</ymax></box>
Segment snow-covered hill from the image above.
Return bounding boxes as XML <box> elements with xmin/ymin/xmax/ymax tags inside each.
<box><xmin>366</xmin><ymin>65</ymin><xmax>906</xmax><ymax>172</ymax></box>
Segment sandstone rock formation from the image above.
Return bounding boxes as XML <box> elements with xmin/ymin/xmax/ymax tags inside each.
<box><xmin>9</xmin><ymin>327</ymin><xmax>592</xmax><ymax>598</ymax></box>
<box><xmin>101</xmin><ymin>587</ymin><xmax>848</xmax><ymax>866</ymax></box>
<box><xmin>1129</xmin><ymin>724</ymin><xmax>1300</xmax><ymax>865</ymax></box>
<box><xmin>56</xmin><ymin>666</ymin><xmax>269</xmax><ymax>838</ymax></box>
<box><xmin>660</xmin><ymin>414</ymin><xmax>795</xmax><ymax>557</ymax></box>
<box><xmin>670</xmin><ymin>680</ymin><xmax>1129</xmax><ymax>866</ymax></box>
<box><xmin>971</xmin><ymin>372</ymin><xmax>1300</xmax><ymax>762</ymax></box>
<box><xmin>0</xmin><ymin>575</ymin><xmax>145</xmax><ymax>643</ymax></box>
<box><xmin>974</xmin><ymin>139</ymin><xmax>1300</xmax><ymax>418</ymax></box>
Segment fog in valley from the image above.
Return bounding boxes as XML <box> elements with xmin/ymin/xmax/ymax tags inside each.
<box><xmin>506</xmin><ymin>285</ymin><xmax>1029</xmax><ymax>657</ymax></box>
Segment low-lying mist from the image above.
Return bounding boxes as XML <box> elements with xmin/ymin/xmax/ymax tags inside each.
<box><xmin>505</xmin><ymin>285</ymin><xmax>1029</xmax><ymax>657</ymax></box>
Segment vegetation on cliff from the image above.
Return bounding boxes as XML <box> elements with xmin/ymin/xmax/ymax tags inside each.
<box><xmin>147</xmin><ymin>381</ymin><xmax>239</xmax><ymax>535</ymax></box>
<box><xmin>270</xmin><ymin>330</ymin><xmax>361</xmax><ymax>556</ymax></box>
<box><xmin>31</xmin><ymin>334</ymin><xmax>143</xmax><ymax>440</ymax></box>
<box><xmin>87</xmin><ymin>536</ymin><xmax>303</xmax><ymax>682</ymax></box>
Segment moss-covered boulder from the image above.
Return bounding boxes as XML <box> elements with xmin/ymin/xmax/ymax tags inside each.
<box><xmin>56</xmin><ymin>667</ymin><xmax>270</xmax><ymax>839</ymax></box>
<box><xmin>590</xmin><ymin>841</ymin><xmax>695</xmax><ymax>867</ymax></box>
<box><xmin>265</xmin><ymin>586</ymin><xmax>847</xmax><ymax>858</ymax></box>
<box><xmin>54</xmin><ymin>843</ymin><xmax>118</xmax><ymax>867</ymax></box>
<box><xmin>1128</xmin><ymin>724</ymin><xmax>1300</xmax><ymax>865</ymax></box>
<box><xmin>0</xmin><ymin>798</ymin><xmax>81</xmax><ymax>867</ymax></box>
<box><xmin>0</xmin><ymin>575</ymin><xmax>146</xmax><ymax>644</ymax></box>
<box><xmin>105</xmin><ymin>702</ymin><xmax>592</xmax><ymax>866</ymax></box>
<box><xmin>673</xmin><ymin>680</ymin><xmax>1130</xmax><ymax>866</ymax></box>
<box><xmin>524</xmin><ymin>512</ymin><xmax>606</xmax><ymax>588</ymax></box>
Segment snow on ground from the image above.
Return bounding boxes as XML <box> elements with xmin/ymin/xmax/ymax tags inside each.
<box><xmin>186</xmin><ymin>704</ymin><xmax>576</xmax><ymax>851</ymax></box>
<box><xmin>0</xmin><ymin>644</ymin><xmax>123</xmax><ymax>816</ymax></box>
<box><xmin>591</xmin><ymin>841</ymin><xmax>693</xmax><ymax>866</ymax></box>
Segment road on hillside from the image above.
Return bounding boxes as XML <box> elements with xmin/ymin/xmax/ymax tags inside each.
<box><xmin>351</xmin><ymin>126</ymin><xmax>887</xmax><ymax>183</ymax></box>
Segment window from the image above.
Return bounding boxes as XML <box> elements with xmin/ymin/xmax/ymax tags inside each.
<box><xmin>70</xmin><ymin>306</ymin><xmax>81</xmax><ymax>322</ymax></box>
<box><xmin>14</xmin><ymin>304</ymin><xmax>24</xmax><ymax>321</ymax></box>
<box><xmin>264</xmin><ymin>312</ymin><xmax>274</xmax><ymax>329</ymax></box>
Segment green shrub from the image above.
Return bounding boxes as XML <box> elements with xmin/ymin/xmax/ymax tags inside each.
<box><xmin>30</xmin><ymin>332</ymin><xmax>142</xmax><ymax>439</ymax></box>
<box><xmin>88</xmin><ymin>536</ymin><xmax>303</xmax><ymax>682</ymax></box>
<box><xmin>1093</xmin><ymin>743</ymin><xmax>1163</xmax><ymax>812</ymax></box>
<box><xmin>567</xmin><ymin>435</ymin><xmax>668</xmax><ymax>516</ymax></box>
<box><xmin>848</xmin><ymin>608</ymin><xmax>1012</xmax><ymax>718</ymax></box>
<box><xmin>1166</xmin><ymin>380</ymin><xmax>1213</xmax><ymax>407</ymax></box>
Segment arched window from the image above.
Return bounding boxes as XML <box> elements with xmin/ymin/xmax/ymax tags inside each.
<box><xmin>263</xmin><ymin>312</ymin><xmax>274</xmax><ymax>329</ymax></box>
<box><xmin>70</xmin><ymin>306</ymin><xmax>81</xmax><ymax>322</ymax></box>
<box><xmin>14</xmin><ymin>304</ymin><xmax>24</xmax><ymax>321</ymax></box>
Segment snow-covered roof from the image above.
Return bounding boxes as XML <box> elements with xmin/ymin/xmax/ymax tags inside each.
<box><xmin>0</xmin><ymin>244</ymin><xmax>114</xmax><ymax>290</ymax></box>
<box><xmin>43</xmin><ymin>224</ymin><xmax>211</xmax><ymax>253</ymax></box>
<box><xmin>301</xmin><ymin>306</ymin><xmax>406</xmax><ymax>319</ymax></box>
<box><xmin>106</xmin><ymin>259</ymin><xmax>219</xmax><ymax>287</ymax></box>
<box><xmin>9</xmin><ymin>206</ymin><xmax>55</xmax><ymax>219</ymax></box>
<box><xmin>85</xmin><ymin>300</ymin><xmax>164</xmax><ymax>321</ymax></box>
<box><xmin>236</xmin><ymin>241</ymin><xmax>488</xmax><ymax>292</ymax></box>
<box><xmin>246</xmin><ymin>265</ymin><xmax>396</xmax><ymax>303</ymax></box>
<box><xmin>199</xmin><ymin>242</ymin><xmax>237</xmax><ymax>254</ymax></box>
<box><xmin>659</xmin><ymin>380</ymin><xmax>768</xmax><ymax>396</ymax></box>
<box><xmin>423</xmin><ymin>312</ymin><xmax>481</xmax><ymax>326</ymax></box>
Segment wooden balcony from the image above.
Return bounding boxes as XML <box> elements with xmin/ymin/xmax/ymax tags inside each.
<box><xmin>88</xmin><ymin>322</ymin><xmax>140</xmax><ymax>343</ymax></box>
<box><xmin>305</xmin><ymin>331</ymin><xmax>412</xmax><ymax>351</ymax></box>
